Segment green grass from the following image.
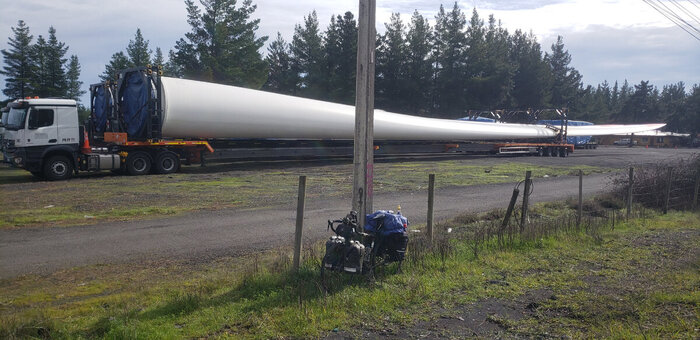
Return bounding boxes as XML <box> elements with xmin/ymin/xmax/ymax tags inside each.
<box><xmin>0</xmin><ymin>160</ymin><xmax>606</xmax><ymax>228</ymax></box>
<box><xmin>2</xmin><ymin>204</ymin><xmax>697</xmax><ymax>339</ymax></box>
<box><xmin>0</xmin><ymin>164</ymin><xmax>33</xmax><ymax>184</ymax></box>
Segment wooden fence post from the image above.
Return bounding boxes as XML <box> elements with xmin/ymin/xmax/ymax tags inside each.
<box><xmin>501</xmin><ymin>187</ymin><xmax>520</xmax><ymax>230</ymax></box>
<box><xmin>577</xmin><ymin>169</ymin><xmax>583</xmax><ymax>227</ymax></box>
<box><xmin>293</xmin><ymin>176</ymin><xmax>307</xmax><ymax>271</ymax></box>
<box><xmin>693</xmin><ymin>169</ymin><xmax>699</xmax><ymax>210</ymax></box>
<box><xmin>427</xmin><ymin>173</ymin><xmax>435</xmax><ymax>245</ymax></box>
<box><xmin>663</xmin><ymin>167</ymin><xmax>672</xmax><ymax>214</ymax></box>
<box><xmin>519</xmin><ymin>171</ymin><xmax>532</xmax><ymax>233</ymax></box>
<box><xmin>626</xmin><ymin>167</ymin><xmax>634</xmax><ymax>220</ymax></box>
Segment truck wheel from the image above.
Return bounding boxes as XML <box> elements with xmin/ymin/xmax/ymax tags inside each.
<box><xmin>560</xmin><ymin>147</ymin><xmax>568</xmax><ymax>157</ymax></box>
<box><xmin>43</xmin><ymin>155</ymin><xmax>73</xmax><ymax>181</ymax></box>
<box><xmin>154</xmin><ymin>151</ymin><xmax>180</xmax><ymax>174</ymax></box>
<box><xmin>126</xmin><ymin>152</ymin><xmax>152</xmax><ymax>176</ymax></box>
<box><xmin>537</xmin><ymin>147</ymin><xmax>544</xmax><ymax>157</ymax></box>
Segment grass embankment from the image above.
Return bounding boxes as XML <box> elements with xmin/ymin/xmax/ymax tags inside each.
<box><xmin>0</xmin><ymin>161</ymin><xmax>604</xmax><ymax>228</ymax></box>
<box><xmin>1</xmin><ymin>203</ymin><xmax>697</xmax><ymax>339</ymax></box>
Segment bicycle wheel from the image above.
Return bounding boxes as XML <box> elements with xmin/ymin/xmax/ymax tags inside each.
<box><xmin>368</xmin><ymin>250</ymin><xmax>387</xmax><ymax>280</ymax></box>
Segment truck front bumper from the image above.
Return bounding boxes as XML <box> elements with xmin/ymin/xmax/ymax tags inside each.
<box><xmin>5</xmin><ymin>148</ymin><xmax>41</xmax><ymax>173</ymax></box>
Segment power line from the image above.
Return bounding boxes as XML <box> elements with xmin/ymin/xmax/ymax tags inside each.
<box><xmin>643</xmin><ymin>0</ymin><xmax>700</xmax><ymax>42</ymax></box>
<box><xmin>652</xmin><ymin>0</ymin><xmax>700</xmax><ymax>34</ymax></box>
<box><xmin>668</xmin><ymin>0</ymin><xmax>700</xmax><ymax>25</ymax></box>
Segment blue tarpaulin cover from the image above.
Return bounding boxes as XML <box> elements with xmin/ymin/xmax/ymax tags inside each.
<box><xmin>93</xmin><ymin>86</ymin><xmax>110</xmax><ymax>132</ymax></box>
<box><xmin>364</xmin><ymin>210</ymin><xmax>408</xmax><ymax>236</ymax></box>
<box><xmin>537</xmin><ymin>120</ymin><xmax>594</xmax><ymax>145</ymax></box>
<box><xmin>121</xmin><ymin>72</ymin><xmax>149</xmax><ymax>137</ymax></box>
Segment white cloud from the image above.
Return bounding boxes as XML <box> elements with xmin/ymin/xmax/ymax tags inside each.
<box><xmin>0</xmin><ymin>0</ymin><xmax>698</xmax><ymax>103</ymax></box>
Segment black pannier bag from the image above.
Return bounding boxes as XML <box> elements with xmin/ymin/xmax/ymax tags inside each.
<box><xmin>324</xmin><ymin>236</ymin><xmax>345</xmax><ymax>270</ymax></box>
<box><xmin>378</xmin><ymin>231</ymin><xmax>409</xmax><ymax>262</ymax></box>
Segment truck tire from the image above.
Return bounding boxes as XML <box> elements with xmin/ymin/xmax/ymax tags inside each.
<box><xmin>126</xmin><ymin>151</ymin><xmax>152</xmax><ymax>176</ymax></box>
<box><xmin>560</xmin><ymin>147</ymin><xmax>568</xmax><ymax>157</ymax></box>
<box><xmin>154</xmin><ymin>151</ymin><xmax>180</xmax><ymax>174</ymax></box>
<box><xmin>43</xmin><ymin>155</ymin><xmax>74</xmax><ymax>181</ymax></box>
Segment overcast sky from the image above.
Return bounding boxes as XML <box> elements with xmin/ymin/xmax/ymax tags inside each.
<box><xmin>1</xmin><ymin>0</ymin><xmax>699</xmax><ymax>104</ymax></box>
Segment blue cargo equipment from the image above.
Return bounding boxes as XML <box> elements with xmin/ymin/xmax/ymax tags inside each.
<box><xmin>91</xmin><ymin>85</ymin><xmax>112</xmax><ymax>133</ymax></box>
<box><xmin>364</xmin><ymin>210</ymin><xmax>408</xmax><ymax>236</ymax></box>
<box><xmin>537</xmin><ymin>120</ymin><xmax>593</xmax><ymax>145</ymax></box>
<box><xmin>458</xmin><ymin>116</ymin><xmax>496</xmax><ymax>122</ymax></box>
<box><xmin>120</xmin><ymin>71</ymin><xmax>151</xmax><ymax>137</ymax></box>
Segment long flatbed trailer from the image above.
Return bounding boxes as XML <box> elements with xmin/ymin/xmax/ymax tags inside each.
<box><xmin>494</xmin><ymin>142</ymin><xmax>574</xmax><ymax>157</ymax></box>
<box><xmin>203</xmin><ymin>140</ymin><xmax>574</xmax><ymax>161</ymax></box>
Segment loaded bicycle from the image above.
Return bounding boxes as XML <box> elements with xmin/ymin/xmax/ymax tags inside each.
<box><xmin>321</xmin><ymin>210</ymin><xmax>409</xmax><ymax>286</ymax></box>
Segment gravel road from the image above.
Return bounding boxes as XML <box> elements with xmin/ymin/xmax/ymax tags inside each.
<box><xmin>0</xmin><ymin>147</ymin><xmax>696</xmax><ymax>279</ymax></box>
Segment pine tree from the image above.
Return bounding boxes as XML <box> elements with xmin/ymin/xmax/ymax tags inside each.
<box><xmin>324</xmin><ymin>12</ymin><xmax>357</xmax><ymax>104</ymax></box>
<box><xmin>263</xmin><ymin>33</ymin><xmax>297</xmax><ymax>94</ymax></box>
<box><xmin>1</xmin><ymin>20</ymin><xmax>34</xmax><ymax>99</ymax></box>
<box><xmin>152</xmin><ymin>47</ymin><xmax>165</xmax><ymax>69</ymax></box>
<box><xmin>546</xmin><ymin>36</ymin><xmax>582</xmax><ymax>110</ymax></box>
<box><xmin>659</xmin><ymin>82</ymin><xmax>686</xmax><ymax>131</ymax></box>
<box><xmin>42</xmin><ymin>27</ymin><xmax>68</xmax><ymax>97</ymax></box>
<box><xmin>100</xmin><ymin>51</ymin><xmax>131</xmax><ymax>82</ymax></box>
<box><xmin>477</xmin><ymin>14</ymin><xmax>514</xmax><ymax>108</ymax></box>
<box><xmin>510</xmin><ymin>29</ymin><xmax>551</xmax><ymax>109</ymax></box>
<box><xmin>171</xmin><ymin>0</ymin><xmax>268</xmax><ymax>88</ymax></box>
<box><xmin>127</xmin><ymin>28</ymin><xmax>151</xmax><ymax>67</ymax></box>
<box><xmin>30</xmin><ymin>35</ymin><xmax>49</xmax><ymax>96</ymax></box>
<box><xmin>618</xmin><ymin>81</ymin><xmax>659</xmax><ymax>123</ymax></box>
<box><xmin>432</xmin><ymin>3</ymin><xmax>467</xmax><ymax>117</ymax></box>
<box><xmin>65</xmin><ymin>55</ymin><xmax>85</xmax><ymax>102</ymax></box>
<box><xmin>684</xmin><ymin>85</ymin><xmax>700</xmax><ymax>138</ymax></box>
<box><xmin>462</xmin><ymin>8</ymin><xmax>486</xmax><ymax>109</ymax></box>
<box><xmin>404</xmin><ymin>10</ymin><xmax>432</xmax><ymax>115</ymax></box>
<box><xmin>376</xmin><ymin>13</ymin><xmax>407</xmax><ymax>111</ymax></box>
<box><xmin>164</xmin><ymin>49</ymin><xmax>183</xmax><ymax>77</ymax></box>
<box><xmin>290</xmin><ymin>11</ymin><xmax>325</xmax><ymax>99</ymax></box>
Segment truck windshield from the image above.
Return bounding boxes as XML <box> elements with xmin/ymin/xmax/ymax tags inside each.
<box><xmin>6</xmin><ymin>107</ymin><xmax>28</xmax><ymax>130</ymax></box>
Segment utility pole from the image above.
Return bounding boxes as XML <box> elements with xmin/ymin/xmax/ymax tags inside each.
<box><xmin>352</xmin><ymin>0</ymin><xmax>376</xmax><ymax>227</ymax></box>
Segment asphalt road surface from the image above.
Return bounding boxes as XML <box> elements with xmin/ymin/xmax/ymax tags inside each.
<box><xmin>1</xmin><ymin>147</ymin><xmax>696</xmax><ymax>279</ymax></box>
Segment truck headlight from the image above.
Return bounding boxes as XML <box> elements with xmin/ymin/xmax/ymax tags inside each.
<box><xmin>13</xmin><ymin>157</ymin><xmax>22</xmax><ymax>165</ymax></box>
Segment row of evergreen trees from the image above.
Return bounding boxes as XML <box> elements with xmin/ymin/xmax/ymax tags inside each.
<box><xmin>1</xmin><ymin>21</ymin><xmax>84</xmax><ymax>102</ymax></box>
<box><xmin>2</xmin><ymin>1</ymin><xmax>698</xmax><ymax>136</ymax></box>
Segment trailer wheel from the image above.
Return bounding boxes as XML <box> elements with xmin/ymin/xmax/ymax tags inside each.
<box><xmin>154</xmin><ymin>151</ymin><xmax>180</xmax><ymax>174</ymax></box>
<box><xmin>126</xmin><ymin>152</ymin><xmax>151</xmax><ymax>176</ymax></box>
<box><xmin>537</xmin><ymin>147</ymin><xmax>544</xmax><ymax>157</ymax></box>
<box><xmin>560</xmin><ymin>147</ymin><xmax>568</xmax><ymax>157</ymax></box>
<box><xmin>43</xmin><ymin>155</ymin><xmax>74</xmax><ymax>181</ymax></box>
<box><xmin>550</xmin><ymin>147</ymin><xmax>558</xmax><ymax>157</ymax></box>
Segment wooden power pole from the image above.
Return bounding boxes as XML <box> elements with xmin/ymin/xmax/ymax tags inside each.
<box><xmin>352</xmin><ymin>0</ymin><xmax>376</xmax><ymax>227</ymax></box>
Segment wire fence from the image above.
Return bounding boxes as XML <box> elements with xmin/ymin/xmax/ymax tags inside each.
<box><xmin>615</xmin><ymin>154</ymin><xmax>700</xmax><ymax>213</ymax></box>
<box><xmin>406</xmin><ymin>155</ymin><xmax>699</xmax><ymax>266</ymax></box>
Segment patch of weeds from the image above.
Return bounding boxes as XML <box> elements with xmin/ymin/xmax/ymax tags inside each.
<box><xmin>3</xmin><ymin>205</ymin><xmax>696</xmax><ymax>339</ymax></box>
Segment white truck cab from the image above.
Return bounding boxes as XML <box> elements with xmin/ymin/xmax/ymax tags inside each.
<box><xmin>4</xmin><ymin>98</ymin><xmax>81</xmax><ymax>179</ymax></box>
<box><xmin>0</xmin><ymin>107</ymin><xmax>8</xmax><ymax>162</ymax></box>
